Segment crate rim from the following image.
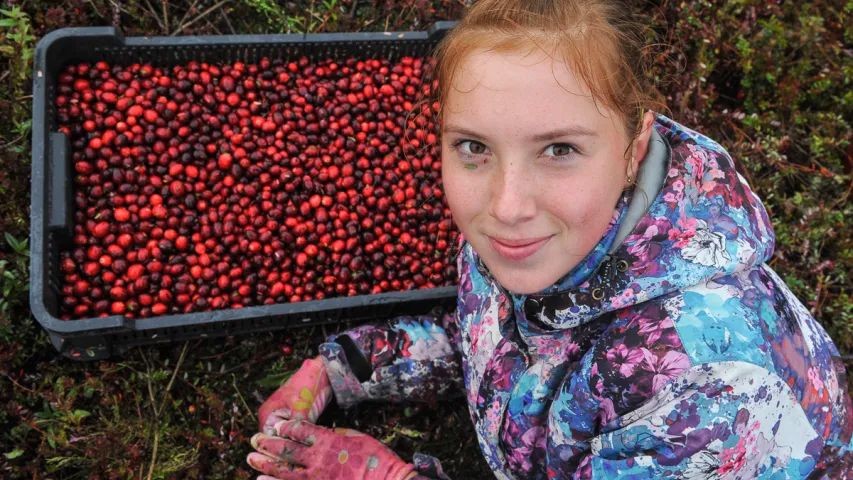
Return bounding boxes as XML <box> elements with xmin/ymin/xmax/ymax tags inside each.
<box><xmin>33</xmin><ymin>21</ymin><xmax>460</xmax><ymax>57</ymax></box>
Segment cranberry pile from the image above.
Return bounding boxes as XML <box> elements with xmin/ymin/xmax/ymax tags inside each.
<box><xmin>54</xmin><ymin>56</ymin><xmax>456</xmax><ymax>320</ymax></box>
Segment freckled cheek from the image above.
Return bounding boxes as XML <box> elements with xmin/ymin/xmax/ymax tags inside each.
<box><xmin>553</xmin><ymin>192</ymin><xmax>621</xmax><ymax>255</ymax></box>
<box><xmin>541</xmin><ymin>198</ymin><xmax>588</xmax><ymax>232</ymax></box>
<box><xmin>537</xmin><ymin>182</ymin><xmax>590</xmax><ymax>231</ymax></box>
<box><xmin>441</xmin><ymin>166</ymin><xmax>485</xmax><ymax>230</ymax></box>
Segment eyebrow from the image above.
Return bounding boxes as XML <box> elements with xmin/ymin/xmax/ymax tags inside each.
<box><xmin>443</xmin><ymin>125</ymin><xmax>599</xmax><ymax>142</ymax></box>
<box><xmin>530</xmin><ymin>126</ymin><xmax>599</xmax><ymax>142</ymax></box>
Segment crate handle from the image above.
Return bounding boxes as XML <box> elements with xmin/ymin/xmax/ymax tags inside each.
<box><xmin>48</xmin><ymin>132</ymin><xmax>73</xmax><ymax>240</ymax></box>
<box><xmin>427</xmin><ymin>21</ymin><xmax>458</xmax><ymax>40</ymax></box>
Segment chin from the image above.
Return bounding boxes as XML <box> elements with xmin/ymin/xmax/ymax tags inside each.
<box><xmin>484</xmin><ymin>262</ymin><xmax>562</xmax><ymax>296</ymax></box>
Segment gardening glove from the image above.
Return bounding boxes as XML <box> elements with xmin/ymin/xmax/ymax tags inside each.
<box><xmin>247</xmin><ymin>419</ymin><xmax>418</xmax><ymax>480</ymax></box>
<box><xmin>258</xmin><ymin>356</ymin><xmax>332</xmax><ymax>434</ymax></box>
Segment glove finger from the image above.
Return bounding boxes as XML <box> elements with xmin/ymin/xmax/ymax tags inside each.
<box><xmin>258</xmin><ymin>380</ymin><xmax>298</xmax><ymax>431</ymax></box>
<box><xmin>247</xmin><ymin>452</ymin><xmax>305</xmax><ymax>479</ymax></box>
<box><xmin>263</xmin><ymin>409</ymin><xmax>292</xmax><ymax>435</ymax></box>
<box><xmin>301</xmin><ymin>357</ymin><xmax>325</xmax><ymax>374</ymax></box>
<box><xmin>273</xmin><ymin>418</ymin><xmax>325</xmax><ymax>446</ymax></box>
<box><xmin>251</xmin><ymin>433</ymin><xmax>308</xmax><ymax>465</ymax></box>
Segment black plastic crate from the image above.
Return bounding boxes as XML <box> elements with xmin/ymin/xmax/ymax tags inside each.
<box><xmin>30</xmin><ymin>24</ymin><xmax>458</xmax><ymax>361</ymax></box>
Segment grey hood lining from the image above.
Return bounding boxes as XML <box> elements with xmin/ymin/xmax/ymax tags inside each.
<box><xmin>609</xmin><ymin>127</ymin><xmax>670</xmax><ymax>254</ymax></box>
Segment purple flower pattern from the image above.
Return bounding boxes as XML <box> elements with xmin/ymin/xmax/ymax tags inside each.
<box><xmin>317</xmin><ymin>115</ymin><xmax>853</xmax><ymax>479</ymax></box>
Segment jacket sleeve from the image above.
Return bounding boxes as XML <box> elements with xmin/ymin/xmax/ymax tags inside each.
<box><xmin>410</xmin><ymin>453</ymin><xmax>453</xmax><ymax>480</ymax></box>
<box><xmin>566</xmin><ymin>361</ymin><xmax>829</xmax><ymax>479</ymax></box>
<box><xmin>317</xmin><ymin>306</ymin><xmax>464</xmax><ymax>409</ymax></box>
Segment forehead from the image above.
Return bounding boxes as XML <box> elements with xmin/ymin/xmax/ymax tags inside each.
<box><xmin>445</xmin><ymin>50</ymin><xmax>618</xmax><ymax>133</ymax></box>
<box><xmin>454</xmin><ymin>50</ymin><xmax>588</xmax><ymax>97</ymax></box>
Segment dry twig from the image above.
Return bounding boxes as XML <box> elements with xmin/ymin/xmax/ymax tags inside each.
<box><xmin>173</xmin><ymin>0</ymin><xmax>200</xmax><ymax>35</ymax></box>
<box><xmin>162</xmin><ymin>0</ymin><xmax>170</xmax><ymax>33</ymax></box>
<box><xmin>143</xmin><ymin>342</ymin><xmax>190</xmax><ymax>480</ymax></box>
<box><xmin>220</xmin><ymin>8</ymin><xmax>236</xmax><ymax>35</ymax></box>
<box><xmin>0</xmin><ymin>371</ymin><xmax>36</xmax><ymax>394</ymax></box>
<box><xmin>171</xmin><ymin>0</ymin><xmax>230</xmax><ymax>36</ymax></box>
<box><xmin>232</xmin><ymin>374</ymin><xmax>257</xmax><ymax>424</ymax></box>
<box><xmin>142</xmin><ymin>0</ymin><xmax>168</xmax><ymax>34</ymax></box>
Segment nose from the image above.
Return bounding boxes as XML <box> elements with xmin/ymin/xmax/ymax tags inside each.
<box><xmin>488</xmin><ymin>160</ymin><xmax>537</xmax><ymax>227</ymax></box>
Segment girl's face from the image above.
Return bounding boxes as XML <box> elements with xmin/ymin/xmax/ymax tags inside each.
<box><xmin>442</xmin><ymin>50</ymin><xmax>653</xmax><ymax>295</ymax></box>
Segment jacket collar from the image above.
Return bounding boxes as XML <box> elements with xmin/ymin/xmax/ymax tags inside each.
<box><xmin>463</xmin><ymin>114</ymin><xmax>776</xmax><ymax>333</ymax></box>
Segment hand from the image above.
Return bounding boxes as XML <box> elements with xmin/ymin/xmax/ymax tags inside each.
<box><xmin>247</xmin><ymin>419</ymin><xmax>418</xmax><ymax>480</ymax></box>
<box><xmin>258</xmin><ymin>357</ymin><xmax>332</xmax><ymax>434</ymax></box>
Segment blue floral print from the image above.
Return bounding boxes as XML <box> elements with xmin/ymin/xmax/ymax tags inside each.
<box><xmin>319</xmin><ymin>115</ymin><xmax>853</xmax><ymax>479</ymax></box>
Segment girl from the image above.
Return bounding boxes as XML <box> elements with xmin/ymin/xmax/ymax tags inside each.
<box><xmin>247</xmin><ymin>0</ymin><xmax>853</xmax><ymax>478</ymax></box>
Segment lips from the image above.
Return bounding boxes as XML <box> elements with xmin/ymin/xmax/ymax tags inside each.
<box><xmin>488</xmin><ymin>235</ymin><xmax>553</xmax><ymax>261</ymax></box>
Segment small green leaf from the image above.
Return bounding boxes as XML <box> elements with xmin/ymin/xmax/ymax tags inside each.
<box><xmin>72</xmin><ymin>409</ymin><xmax>91</xmax><ymax>419</ymax></box>
<box><xmin>393</xmin><ymin>426</ymin><xmax>424</xmax><ymax>439</ymax></box>
<box><xmin>0</xmin><ymin>19</ymin><xmax>18</xmax><ymax>27</ymax></box>
<box><xmin>793</xmin><ymin>192</ymin><xmax>803</xmax><ymax>205</ymax></box>
<box><xmin>256</xmin><ymin>370</ymin><xmax>296</xmax><ymax>388</ymax></box>
<box><xmin>4</xmin><ymin>448</ymin><xmax>24</xmax><ymax>459</ymax></box>
<box><xmin>4</xmin><ymin>232</ymin><xmax>18</xmax><ymax>249</ymax></box>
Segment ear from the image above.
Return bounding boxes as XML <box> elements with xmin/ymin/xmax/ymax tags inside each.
<box><xmin>627</xmin><ymin>111</ymin><xmax>657</xmax><ymax>182</ymax></box>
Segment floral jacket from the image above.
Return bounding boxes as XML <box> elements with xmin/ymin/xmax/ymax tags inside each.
<box><xmin>318</xmin><ymin>115</ymin><xmax>853</xmax><ymax>479</ymax></box>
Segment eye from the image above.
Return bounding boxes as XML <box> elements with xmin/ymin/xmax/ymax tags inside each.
<box><xmin>456</xmin><ymin>140</ymin><xmax>490</xmax><ymax>156</ymax></box>
<box><xmin>543</xmin><ymin>143</ymin><xmax>577</xmax><ymax>158</ymax></box>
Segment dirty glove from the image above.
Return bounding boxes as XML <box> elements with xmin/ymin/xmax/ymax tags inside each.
<box><xmin>247</xmin><ymin>419</ymin><xmax>418</xmax><ymax>480</ymax></box>
<box><xmin>258</xmin><ymin>357</ymin><xmax>332</xmax><ymax>434</ymax></box>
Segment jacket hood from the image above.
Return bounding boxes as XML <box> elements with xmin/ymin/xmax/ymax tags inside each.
<box><xmin>463</xmin><ymin>114</ymin><xmax>776</xmax><ymax>331</ymax></box>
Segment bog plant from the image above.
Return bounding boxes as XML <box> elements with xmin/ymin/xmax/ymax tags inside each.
<box><xmin>241</xmin><ymin>0</ymin><xmax>343</xmax><ymax>33</ymax></box>
<box><xmin>0</xmin><ymin>233</ymin><xmax>29</xmax><ymax>316</ymax></box>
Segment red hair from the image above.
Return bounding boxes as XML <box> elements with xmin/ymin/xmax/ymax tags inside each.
<box><xmin>429</xmin><ymin>0</ymin><xmax>665</xmax><ymax>155</ymax></box>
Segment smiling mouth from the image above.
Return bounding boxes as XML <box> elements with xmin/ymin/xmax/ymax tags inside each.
<box><xmin>487</xmin><ymin>235</ymin><xmax>554</xmax><ymax>261</ymax></box>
